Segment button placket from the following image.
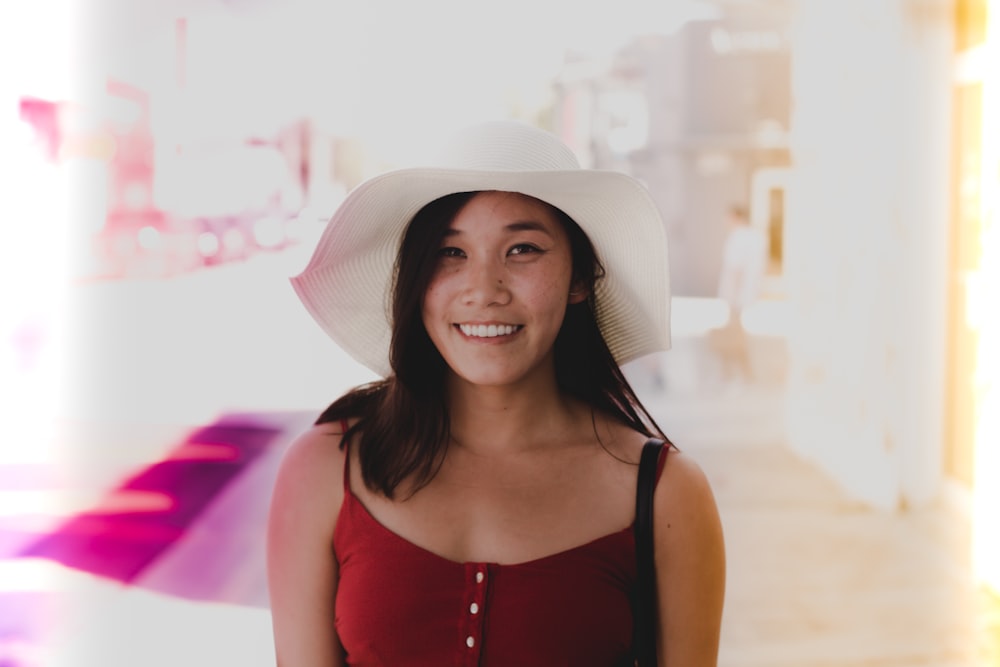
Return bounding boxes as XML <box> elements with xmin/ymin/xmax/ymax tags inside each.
<box><xmin>462</xmin><ymin>563</ymin><xmax>488</xmax><ymax>665</ymax></box>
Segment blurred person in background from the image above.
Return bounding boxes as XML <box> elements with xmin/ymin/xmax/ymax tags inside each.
<box><xmin>266</xmin><ymin>121</ymin><xmax>725</xmax><ymax>666</ymax></box>
<box><xmin>710</xmin><ymin>204</ymin><xmax>768</xmax><ymax>388</ymax></box>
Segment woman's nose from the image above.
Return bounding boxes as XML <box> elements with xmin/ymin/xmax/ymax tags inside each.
<box><xmin>462</xmin><ymin>261</ymin><xmax>511</xmax><ymax>306</ymax></box>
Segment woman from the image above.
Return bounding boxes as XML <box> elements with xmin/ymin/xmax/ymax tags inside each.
<box><xmin>267</xmin><ymin>121</ymin><xmax>725</xmax><ymax>665</ymax></box>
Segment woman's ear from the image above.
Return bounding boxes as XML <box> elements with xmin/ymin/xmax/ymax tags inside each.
<box><xmin>568</xmin><ymin>282</ymin><xmax>589</xmax><ymax>305</ymax></box>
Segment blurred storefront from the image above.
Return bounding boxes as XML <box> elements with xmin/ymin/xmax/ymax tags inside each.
<box><xmin>552</xmin><ymin>6</ymin><xmax>792</xmax><ymax>298</ymax></box>
<box><xmin>24</xmin><ymin>2</ymin><xmax>333</xmax><ymax>280</ymax></box>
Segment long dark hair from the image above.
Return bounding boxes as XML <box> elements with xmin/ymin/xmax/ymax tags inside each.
<box><xmin>317</xmin><ymin>191</ymin><xmax>666</xmax><ymax>498</ymax></box>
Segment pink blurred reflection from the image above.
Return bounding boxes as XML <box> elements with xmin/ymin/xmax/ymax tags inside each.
<box><xmin>20</xmin><ymin>418</ymin><xmax>280</xmax><ymax>587</ymax></box>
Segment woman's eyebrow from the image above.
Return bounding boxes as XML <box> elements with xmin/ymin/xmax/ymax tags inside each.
<box><xmin>441</xmin><ymin>220</ymin><xmax>555</xmax><ymax>239</ymax></box>
<box><xmin>504</xmin><ymin>220</ymin><xmax>554</xmax><ymax>236</ymax></box>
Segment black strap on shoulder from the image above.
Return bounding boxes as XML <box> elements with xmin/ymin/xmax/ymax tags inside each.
<box><xmin>632</xmin><ymin>437</ymin><xmax>665</xmax><ymax>666</ymax></box>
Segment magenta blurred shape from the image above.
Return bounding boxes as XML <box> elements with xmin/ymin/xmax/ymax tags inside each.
<box><xmin>20</xmin><ymin>418</ymin><xmax>280</xmax><ymax>585</ymax></box>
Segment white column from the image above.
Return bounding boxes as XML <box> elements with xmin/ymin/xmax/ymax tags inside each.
<box><xmin>890</xmin><ymin>2</ymin><xmax>953</xmax><ymax>508</ymax></box>
<box><xmin>785</xmin><ymin>0</ymin><xmax>952</xmax><ymax>509</ymax></box>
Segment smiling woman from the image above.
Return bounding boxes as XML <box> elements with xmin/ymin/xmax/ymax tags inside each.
<box><xmin>420</xmin><ymin>192</ymin><xmax>585</xmax><ymax>390</ymax></box>
<box><xmin>267</xmin><ymin>121</ymin><xmax>725</xmax><ymax>666</ymax></box>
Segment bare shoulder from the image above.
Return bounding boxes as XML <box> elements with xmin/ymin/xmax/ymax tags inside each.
<box><xmin>269</xmin><ymin>422</ymin><xmax>350</xmax><ymax>529</ymax></box>
<box><xmin>657</xmin><ymin>448</ymin><xmax>717</xmax><ymax>510</ymax></box>
<box><xmin>652</xmin><ymin>447</ymin><xmax>726</xmax><ymax>664</ymax></box>
<box><xmin>653</xmin><ymin>448</ymin><xmax>723</xmax><ymax>540</ymax></box>
<box><xmin>279</xmin><ymin>422</ymin><xmax>349</xmax><ymax>477</ymax></box>
<box><xmin>268</xmin><ymin>421</ymin><xmax>352</xmax><ymax>666</ymax></box>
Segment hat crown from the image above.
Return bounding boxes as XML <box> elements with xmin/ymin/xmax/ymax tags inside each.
<box><xmin>431</xmin><ymin>121</ymin><xmax>581</xmax><ymax>172</ymax></box>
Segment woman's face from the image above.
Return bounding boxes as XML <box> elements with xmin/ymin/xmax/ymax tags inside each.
<box><xmin>421</xmin><ymin>191</ymin><xmax>586</xmax><ymax>389</ymax></box>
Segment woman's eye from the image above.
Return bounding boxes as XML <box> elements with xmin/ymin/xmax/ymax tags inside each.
<box><xmin>438</xmin><ymin>247</ymin><xmax>465</xmax><ymax>258</ymax></box>
<box><xmin>509</xmin><ymin>243</ymin><xmax>541</xmax><ymax>256</ymax></box>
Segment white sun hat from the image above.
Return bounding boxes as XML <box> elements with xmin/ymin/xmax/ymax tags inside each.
<box><xmin>290</xmin><ymin>120</ymin><xmax>671</xmax><ymax>378</ymax></box>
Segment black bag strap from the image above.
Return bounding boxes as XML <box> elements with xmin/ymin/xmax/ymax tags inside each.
<box><xmin>633</xmin><ymin>437</ymin><xmax>665</xmax><ymax>666</ymax></box>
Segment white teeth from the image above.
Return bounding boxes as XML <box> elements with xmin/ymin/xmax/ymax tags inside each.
<box><xmin>459</xmin><ymin>324</ymin><xmax>518</xmax><ymax>338</ymax></box>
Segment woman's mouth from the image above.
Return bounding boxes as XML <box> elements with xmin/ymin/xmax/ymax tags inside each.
<box><xmin>456</xmin><ymin>323</ymin><xmax>523</xmax><ymax>338</ymax></box>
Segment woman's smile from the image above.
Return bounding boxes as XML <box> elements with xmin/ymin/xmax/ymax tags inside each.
<box><xmin>455</xmin><ymin>323</ymin><xmax>524</xmax><ymax>339</ymax></box>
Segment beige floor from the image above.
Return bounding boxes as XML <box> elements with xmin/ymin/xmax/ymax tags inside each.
<box><xmin>642</xmin><ymin>371</ymin><xmax>1000</xmax><ymax>667</ymax></box>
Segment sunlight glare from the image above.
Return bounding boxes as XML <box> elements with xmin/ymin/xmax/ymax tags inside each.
<box><xmin>971</xmin><ymin>0</ymin><xmax>999</xmax><ymax>596</ymax></box>
<box><xmin>0</xmin><ymin>2</ymin><xmax>81</xmax><ymax>466</ymax></box>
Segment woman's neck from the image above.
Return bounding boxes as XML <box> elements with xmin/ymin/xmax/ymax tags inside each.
<box><xmin>444</xmin><ymin>375</ymin><xmax>589</xmax><ymax>456</ymax></box>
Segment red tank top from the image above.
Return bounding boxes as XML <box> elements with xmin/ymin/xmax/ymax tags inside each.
<box><xmin>333</xmin><ymin>442</ymin><xmax>668</xmax><ymax>666</ymax></box>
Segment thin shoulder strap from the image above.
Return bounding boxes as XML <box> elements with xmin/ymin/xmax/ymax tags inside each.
<box><xmin>633</xmin><ymin>437</ymin><xmax>666</xmax><ymax>666</ymax></box>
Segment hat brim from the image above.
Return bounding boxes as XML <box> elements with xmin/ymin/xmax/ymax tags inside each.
<box><xmin>290</xmin><ymin>167</ymin><xmax>671</xmax><ymax>378</ymax></box>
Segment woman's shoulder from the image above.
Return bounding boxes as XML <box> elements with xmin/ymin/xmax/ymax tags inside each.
<box><xmin>606</xmin><ymin>427</ymin><xmax>714</xmax><ymax>497</ymax></box>
<box><xmin>650</xmin><ymin>444</ymin><xmax>726</xmax><ymax>663</ymax></box>
<box><xmin>653</xmin><ymin>445</ymin><xmax>724</xmax><ymax>556</ymax></box>
<box><xmin>270</xmin><ymin>421</ymin><xmax>353</xmax><ymax>524</ymax></box>
<box><xmin>284</xmin><ymin>420</ymin><xmax>350</xmax><ymax>463</ymax></box>
<box><xmin>266</xmin><ymin>421</ymin><xmax>354</xmax><ymax>666</ymax></box>
<box><xmin>657</xmin><ymin>446</ymin><xmax>715</xmax><ymax>504</ymax></box>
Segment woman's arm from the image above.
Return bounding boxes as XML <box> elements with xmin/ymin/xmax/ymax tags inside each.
<box><xmin>267</xmin><ymin>424</ymin><xmax>349</xmax><ymax>666</ymax></box>
<box><xmin>653</xmin><ymin>450</ymin><xmax>727</xmax><ymax>666</ymax></box>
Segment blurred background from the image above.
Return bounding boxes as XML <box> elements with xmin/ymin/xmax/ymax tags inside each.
<box><xmin>0</xmin><ymin>0</ymin><xmax>997</xmax><ymax>664</ymax></box>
